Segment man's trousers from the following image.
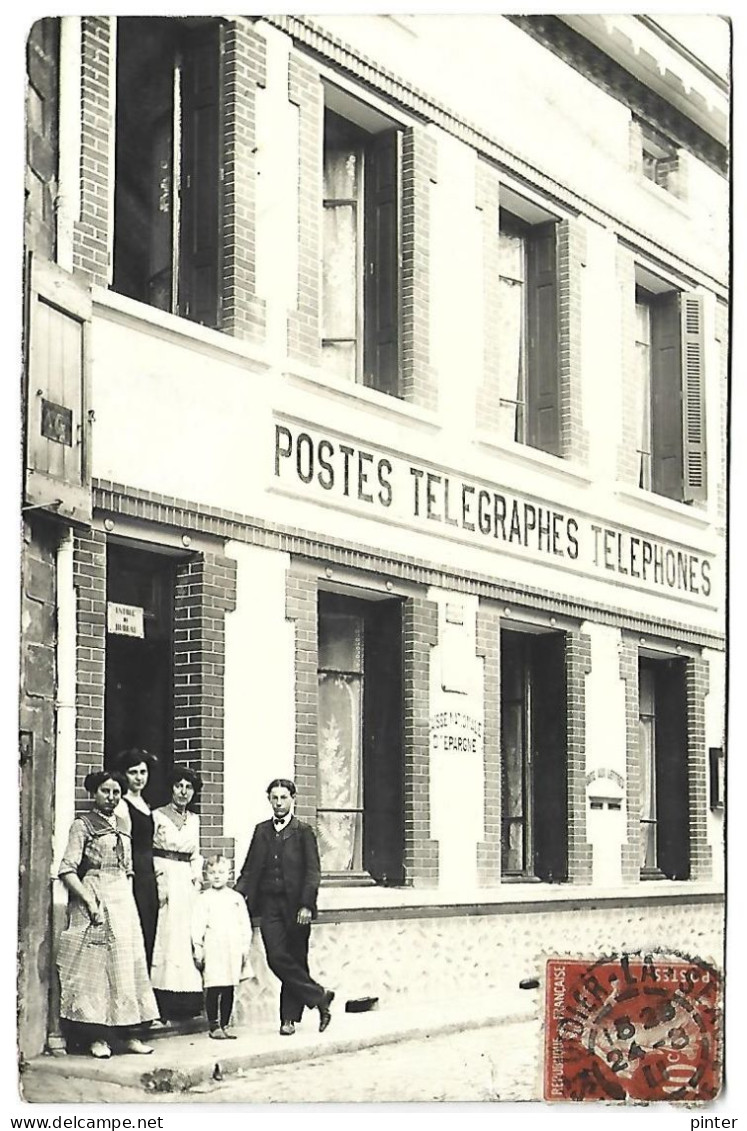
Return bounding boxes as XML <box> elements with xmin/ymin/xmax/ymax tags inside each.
<box><xmin>259</xmin><ymin>893</ymin><xmax>325</xmax><ymax>1023</ymax></box>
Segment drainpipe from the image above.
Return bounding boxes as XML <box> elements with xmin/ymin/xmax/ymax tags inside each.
<box><xmin>47</xmin><ymin>527</ymin><xmax>77</xmax><ymax>1055</ymax></box>
<box><xmin>56</xmin><ymin>16</ymin><xmax>81</xmax><ymax>274</ymax></box>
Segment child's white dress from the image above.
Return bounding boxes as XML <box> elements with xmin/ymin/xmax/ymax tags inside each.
<box><xmin>191</xmin><ymin>887</ymin><xmax>253</xmax><ymax>987</ymax></box>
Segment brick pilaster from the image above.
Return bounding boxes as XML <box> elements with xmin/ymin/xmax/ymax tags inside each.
<box><xmin>287</xmin><ymin>52</ymin><xmax>322</xmax><ymax>366</ymax></box>
<box><xmin>558</xmin><ymin>217</ymin><xmax>589</xmax><ymax>463</ymax></box>
<box><xmin>566</xmin><ymin>629</ymin><xmax>593</xmax><ymax>883</ymax></box>
<box><xmin>476</xmin><ymin>603</ymin><xmax>501</xmax><ymax>886</ymax></box>
<box><xmin>475</xmin><ymin>161</ymin><xmax>502</xmax><ymax>435</ymax></box>
<box><xmin>73</xmin><ymin>16</ymin><xmax>112</xmax><ymax>286</ymax></box>
<box><xmin>402</xmin><ymin>594</ymin><xmax>439</xmax><ymax>886</ymax></box>
<box><xmin>173</xmin><ymin>552</ymin><xmax>237</xmax><ymax>857</ymax></box>
<box><xmin>401</xmin><ymin>126</ymin><xmax>438</xmax><ymax>410</ymax></box>
<box><xmin>616</xmin><ymin>245</ymin><xmax>639</xmax><ymax>487</ymax></box>
<box><xmin>73</xmin><ymin>528</ymin><xmax>107</xmax><ymax>799</ymax></box>
<box><xmin>619</xmin><ymin>639</ymin><xmax>641</xmax><ymax>884</ymax></box>
<box><xmin>284</xmin><ymin>566</ymin><xmax>319</xmax><ymax>823</ymax></box>
<box><xmin>686</xmin><ymin>656</ymin><xmax>713</xmax><ymax>880</ymax></box>
<box><xmin>221</xmin><ymin>20</ymin><xmax>267</xmax><ymax>342</ymax></box>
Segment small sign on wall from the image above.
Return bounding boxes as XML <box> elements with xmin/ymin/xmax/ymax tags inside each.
<box><xmin>107</xmin><ymin>602</ymin><xmax>144</xmax><ymax>638</ymax></box>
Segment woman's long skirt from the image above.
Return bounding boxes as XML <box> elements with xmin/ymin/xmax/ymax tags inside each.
<box><xmin>57</xmin><ymin>872</ymin><xmax>158</xmax><ymax>1027</ymax></box>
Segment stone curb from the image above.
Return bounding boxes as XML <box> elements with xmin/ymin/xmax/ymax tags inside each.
<box><xmin>22</xmin><ymin>998</ymin><xmax>538</xmax><ymax>1097</ymax></box>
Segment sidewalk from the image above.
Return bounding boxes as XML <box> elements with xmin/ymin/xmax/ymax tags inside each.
<box><xmin>20</xmin><ymin>986</ymin><xmax>539</xmax><ymax>1103</ymax></box>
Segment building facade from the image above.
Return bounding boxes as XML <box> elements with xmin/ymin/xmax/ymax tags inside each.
<box><xmin>20</xmin><ymin>14</ymin><xmax>728</xmax><ymax>1060</ymax></box>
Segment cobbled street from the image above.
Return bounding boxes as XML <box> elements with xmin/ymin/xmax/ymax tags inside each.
<box><xmin>188</xmin><ymin>1019</ymin><xmax>542</xmax><ymax>1104</ymax></box>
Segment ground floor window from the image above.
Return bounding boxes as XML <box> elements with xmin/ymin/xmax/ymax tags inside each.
<box><xmin>317</xmin><ymin>590</ymin><xmax>403</xmax><ymax>883</ymax></box>
<box><xmin>638</xmin><ymin>656</ymin><xmax>690</xmax><ymax>879</ymax></box>
<box><xmin>500</xmin><ymin>628</ymin><xmax>568</xmax><ymax>881</ymax></box>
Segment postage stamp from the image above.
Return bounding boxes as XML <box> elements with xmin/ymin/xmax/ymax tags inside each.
<box><xmin>544</xmin><ymin>953</ymin><xmax>722</xmax><ymax>1103</ymax></box>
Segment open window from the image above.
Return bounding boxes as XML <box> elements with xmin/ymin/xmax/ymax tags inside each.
<box><xmin>638</xmin><ymin>119</ymin><xmax>682</xmax><ymax>197</ymax></box>
<box><xmin>638</xmin><ymin>656</ymin><xmax>690</xmax><ymax>880</ymax></box>
<box><xmin>113</xmin><ymin>17</ymin><xmax>222</xmax><ymax>327</ymax></box>
<box><xmin>634</xmin><ymin>271</ymin><xmax>706</xmax><ymax>502</ymax></box>
<box><xmin>500</xmin><ymin>627</ymin><xmax>568</xmax><ymax>881</ymax></box>
<box><xmin>322</xmin><ymin>90</ymin><xmax>401</xmax><ymax>397</ymax></box>
<box><xmin>317</xmin><ymin>590</ymin><xmax>403</xmax><ymax>883</ymax></box>
<box><xmin>498</xmin><ymin>205</ymin><xmax>560</xmax><ymax>455</ymax></box>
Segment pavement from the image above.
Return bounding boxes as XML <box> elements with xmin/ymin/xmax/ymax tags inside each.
<box><xmin>20</xmin><ymin>985</ymin><xmax>540</xmax><ymax>1103</ymax></box>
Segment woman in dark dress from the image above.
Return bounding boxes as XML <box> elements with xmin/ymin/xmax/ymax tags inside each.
<box><xmin>114</xmin><ymin>749</ymin><xmax>159</xmax><ymax>970</ymax></box>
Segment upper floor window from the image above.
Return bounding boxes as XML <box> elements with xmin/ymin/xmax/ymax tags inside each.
<box><xmin>498</xmin><ymin>209</ymin><xmax>560</xmax><ymax>456</ymax></box>
<box><xmin>634</xmin><ymin>276</ymin><xmax>706</xmax><ymax>503</ymax></box>
<box><xmin>322</xmin><ymin>98</ymin><xmax>401</xmax><ymax>397</ymax></box>
<box><xmin>113</xmin><ymin>17</ymin><xmax>221</xmax><ymax>327</ymax></box>
<box><xmin>639</xmin><ymin>120</ymin><xmax>681</xmax><ymax>198</ymax></box>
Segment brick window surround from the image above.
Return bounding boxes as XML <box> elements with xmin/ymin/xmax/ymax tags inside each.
<box><xmin>285</xmin><ymin>564</ymin><xmax>439</xmax><ymax>885</ymax></box>
<box><xmin>76</xmin><ymin>15</ymin><xmax>266</xmax><ymax>341</ymax></box>
<box><xmin>71</xmin><ymin>535</ymin><xmax>238</xmax><ymax>859</ymax></box>
<box><xmin>475</xmin><ymin>182</ymin><xmax>588</xmax><ymax>464</ymax></box>
<box><xmin>288</xmin><ymin>49</ymin><xmax>438</xmax><ymax>410</ymax></box>
<box><xmin>619</xmin><ymin>641</ymin><xmax>712</xmax><ymax>883</ymax></box>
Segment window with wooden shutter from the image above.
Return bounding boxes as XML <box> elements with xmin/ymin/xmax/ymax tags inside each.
<box><xmin>638</xmin><ymin>281</ymin><xmax>707</xmax><ymax>504</ymax></box>
<box><xmin>113</xmin><ymin>18</ymin><xmax>221</xmax><ymax>328</ymax></box>
<box><xmin>317</xmin><ymin>591</ymin><xmax>403</xmax><ymax>883</ymax></box>
<box><xmin>364</xmin><ymin>130</ymin><xmax>400</xmax><ymax>397</ymax></box>
<box><xmin>526</xmin><ymin>222</ymin><xmax>560</xmax><ymax>456</ymax></box>
<box><xmin>178</xmin><ymin>24</ymin><xmax>222</xmax><ymax>327</ymax></box>
<box><xmin>650</xmin><ymin>290</ymin><xmax>683</xmax><ymax>501</ymax></box>
<box><xmin>322</xmin><ymin>98</ymin><xmax>401</xmax><ymax>398</ymax></box>
<box><xmin>680</xmin><ymin>293</ymin><xmax>707</xmax><ymax>502</ymax></box>
<box><xmin>24</xmin><ymin>256</ymin><xmax>92</xmax><ymax>523</ymax></box>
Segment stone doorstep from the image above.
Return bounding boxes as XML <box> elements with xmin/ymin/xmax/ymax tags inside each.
<box><xmin>22</xmin><ymin>990</ymin><xmax>539</xmax><ymax>1098</ymax></box>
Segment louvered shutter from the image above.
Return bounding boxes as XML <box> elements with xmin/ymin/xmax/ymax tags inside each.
<box><xmin>179</xmin><ymin>23</ymin><xmax>222</xmax><ymax>328</ymax></box>
<box><xmin>680</xmin><ymin>293</ymin><xmax>707</xmax><ymax>502</ymax></box>
<box><xmin>364</xmin><ymin>129</ymin><xmax>400</xmax><ymax>397</ymax></box>
<box><xmin>526</xmin><ymin>222</ymin><xmax>560</xmax><ymax>455</ymax></box>
<box><xmin>651</xmin><ymin>291</ymin><xmax>683</xmax><ymax>501</ymax></box>
<box><xmin>25</xmin><ymin>256</ymin><xmax>92</xmax><ymax>523</ymax></box>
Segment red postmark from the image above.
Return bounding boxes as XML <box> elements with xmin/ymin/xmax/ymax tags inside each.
<box><xmin>544</xmin><ymin>954</ymin><xmax>721</xmax><ymax>1102</ymax></box>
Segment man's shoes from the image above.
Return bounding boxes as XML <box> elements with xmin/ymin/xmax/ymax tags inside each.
<box><xmin>279</xmin><ymin>1020</ymin><xmax>296</xmax><ymax>1036</ymax></box>
<box><xmin>89</xmin><ymin>1040</ymin><xmax>112</xmax><ymax>1059</ymax></box>
<box><xmin>123</xmin><ymin>1038</ymin><xmax>153</xmax><ymax>1054</ymax></box>
<box><xmin>318</xmin><ymin>990</ymin><xmax>335</xmax><ymax>1033</ymax></box>
<box><xmin>209</xmin><ymin>1028</ymin><xmax>228</xmax><ymax>1040</ymax></box>
<box><xmin>221</xmin><ymin>1028</ymin><xmax>238</xmax><ymax>1040</ymax></box>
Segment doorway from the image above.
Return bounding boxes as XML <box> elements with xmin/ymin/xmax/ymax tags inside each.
<box><xmin>105</xmin><ymin>542</ymin><xmax>175</xmax><ymax>807</ymax></box>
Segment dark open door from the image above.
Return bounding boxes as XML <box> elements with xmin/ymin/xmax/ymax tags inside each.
<box><xmin>105</xmin><ymin>544</ymin><xmax>175</xmax><ymax>808</ymax></box>
<box><xmin>531</xmin><ymin>632</ymin><xmax>568</xmax><ymax>882</ymax></box>
<box><xmin>363</xmin><ymin>599</ymin><xmax>404</xmax><ymax>883</ymax></box>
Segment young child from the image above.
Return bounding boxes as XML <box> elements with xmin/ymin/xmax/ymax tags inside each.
<box><xmin>191</xmin><ymin>855</ymin><xmax>253</xmax><ymax>1039</ymax></box>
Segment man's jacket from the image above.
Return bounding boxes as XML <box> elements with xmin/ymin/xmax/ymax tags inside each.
<box><xmin>235</xmin><ymin>815</ymin><xmax>322</xmax><ymax>920</ymax></box>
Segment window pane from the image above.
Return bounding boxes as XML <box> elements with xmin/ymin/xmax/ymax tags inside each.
<box><xmin>498</xmin><ymin>226</ymin><xmax>526</xmax><ymax>443</ymax></box>
<box><xmin>323</xmin><ymin>203</ymin><xmax>358</xmax><ymax>340</ymax></box>
<box><xmin>318</xmin><ymin>671</ymin><xmax>362</xmax><ymax>871</ymax></box>
<box><xmin>324</xmin><ymin>145</ymin><xmax>360</xmax><ymax>201</ymax></box>
<box><xmin>501</xmin><ymin>700</ymin><xmax>526</xmax><ymax>873</ymax></box>
<box><xmin>318</xmin><ymin>613</ymin><xmax>362</xmax><ymax>672</ymax></box>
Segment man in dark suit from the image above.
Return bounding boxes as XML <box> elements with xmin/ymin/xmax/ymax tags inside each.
<box><xmin>236</xmin><ymin>778</ymin><xmax>334</xmax><ymax>1036</ymax></box>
